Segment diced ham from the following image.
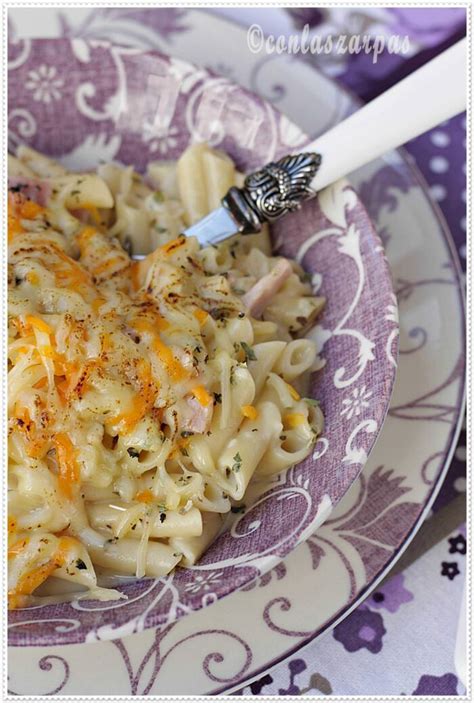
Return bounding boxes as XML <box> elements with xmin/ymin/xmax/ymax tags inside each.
<box><xmin>70</xmin><ymin>208</ymin><xmax>89</xmax><ymax>223</ymax></box>
<box><xmin>173</xmin><ymin>347</ymin><xmax>196</xmax><ymax>374</ymax></box>
<box><xmin>8</xmin><ymin>176</ymin><xmax>51</xmax><ymax>206</ymax></box>
<box><xmin>180</xmin><ymin>396</ymin><xmax>213</xmax><ymax>434</ymax></box>
<box><xmin>242</xmin><ymin>258</ymin><xmax>293</xmax><ymax>318</ymax></box>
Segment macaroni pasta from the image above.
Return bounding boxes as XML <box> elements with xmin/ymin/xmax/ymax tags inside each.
<box><xmin>7</xmin><ymin>143</ymin><xmax>325</xmax><ymax>608</ymax></box>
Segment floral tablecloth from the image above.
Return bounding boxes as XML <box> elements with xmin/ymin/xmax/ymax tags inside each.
<box><xmin>219</xmin><ymin>6</ymin><xmax>466</xmax><ymax>697</ymax></box>
<box><xmin>238</xmin><ymin>524</ymin><xmax>467</xmax><ymax>696</ymax></box>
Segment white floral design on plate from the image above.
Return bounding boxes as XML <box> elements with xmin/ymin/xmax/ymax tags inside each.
<box><xmin>25</xmin><ymin>64</ymin><xmax>64</xmax><ymax>103</ymax></box>
<box><xmin>184</xmin><ymin>571</ymin><xmax>223</xmax><ymax>594</ymax></box>
<box><xmin>341</xmin><ymin>385</ymin><xmax>373</xmax><ymax>420</ymax></box>
<box><xmin>148</xmin><ymin>125</ymin><xmax>179</xmax><ymax>155</ymax></box>
<box><xmin>385</xmin><ymin>297</ymin><xmax>399</xmax><ymax>324</ymax></box>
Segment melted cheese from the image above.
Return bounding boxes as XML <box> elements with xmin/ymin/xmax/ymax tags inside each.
<box><xmin>7</xmin><ymin>149</ymin><xmax>324</xmax><ymax>609</ymax></box>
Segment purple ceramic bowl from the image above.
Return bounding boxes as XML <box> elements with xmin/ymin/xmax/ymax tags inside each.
<box><xmin>8</xmin><ymin>38</ymin><xmax>398</xmax><ymax>646</ymax></box>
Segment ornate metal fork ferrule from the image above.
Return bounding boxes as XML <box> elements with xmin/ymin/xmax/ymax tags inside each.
<box><xmin>222</xmin><ymin>151</ymin><xmax>322</xmax><ymax>234</ymax></box>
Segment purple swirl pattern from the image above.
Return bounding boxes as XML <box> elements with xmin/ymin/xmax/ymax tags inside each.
<box><xmin>8</xmin><ymin>654</ymin><xmax>70</xmax><ymax>696</ymax></box>
<box><xmin>112</xmin><ymin>626</ymin><xmax>253</xmax><ymax>693</ymax></box>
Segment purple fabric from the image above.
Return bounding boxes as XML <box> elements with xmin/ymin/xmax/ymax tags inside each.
<box><xmin>240</xmin><ymin>523</ymin><xmax>466</xmax><ymax>696</ymax></box>
<box><xmin>367</xmin><ymin>572</ymin><xmax>414</xmax><ymax>613</ymax></box>
<box><xmin>413</xmin><ymin>673</ymin><xmax>460</xmax><ymax>696</ymax></box>
<box><xmin>333</xmin><ymin>606</ymin><xmax>386</xmax><ymax>654</ymax></box>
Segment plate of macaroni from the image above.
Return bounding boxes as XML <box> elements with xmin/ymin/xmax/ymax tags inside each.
<box><xmin>7</xmin><ymin>39</ymin><xmax>398</xmax><ymax>645</ymax></box>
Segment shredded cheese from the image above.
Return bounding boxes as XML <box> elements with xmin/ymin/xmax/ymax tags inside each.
<box><xmin>25</xmin><ymin>315</ymin><xmax>52</xmax><ymax>335</ymax></box>
<box><xmin>286</xmin><ymin>382</ymin><xmax>300</xmax><ymax>401</ymax></box>
<box><xmin>8</xmin><ymin>536</ymin><xmax>79</xmax><ymax>609</ymax></box>
<box><xmin>159</xmin><ymin>235</ymin><xmax>186</xmax><ymax>256</ymax></box>
<box><xmin>7</xmin><ymin>147</ymin><xmax>325</xmax><ymax>609</ymax></box>
<box><xmin>192</xmin><ymin>385</ymin><xmax>213</xmax><ymax>406</ymax></box>
<box><xmin>241</xmin><ymin>404</ymin><xmax>258</xmax><ymax>420</ymax></box>
<box><xmin>135</xmin><ymin>489</ymin><xmax>154</xmax><ymax>504</ymax></box>
<box><xmin>54</xmin><ymin>433</ymin><xmax>80</xmax><ymax>499</ymax></box>
<box><xmin>193</xmin><ymin>308</ymin><xmax>209</xmax><ymax>326</ymax></box>
<box><xmin>283</xmin><ymin>413</ymin><xmax>306</xmax><ymax>428</ymax></box>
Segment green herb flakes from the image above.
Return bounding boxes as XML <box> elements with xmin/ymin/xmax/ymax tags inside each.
<box><xmin>240</xmin><ymin>341</ymin><xmax>257</xmax><ymax>361</ymax></box>
<box><xmin>232</xmin><ymin>452</ymin><xmax>242</xmax><ymax>472</ymax></box>
<box><xmin>304</xmin><ymin>398</ymin><xmax>320</xmax><ymax>407</ymax></box>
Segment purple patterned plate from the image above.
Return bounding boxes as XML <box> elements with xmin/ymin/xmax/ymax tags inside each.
<box><xmin>8</xmin><ymin>38</ymin><xmax>398</xmax><ymax>646</ymax></box>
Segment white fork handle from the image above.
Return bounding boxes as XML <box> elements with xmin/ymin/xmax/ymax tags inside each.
<box><xmin>308</xmin><ymin>38</ymin><xmax>467</xmax><ymax>192</ymax></box>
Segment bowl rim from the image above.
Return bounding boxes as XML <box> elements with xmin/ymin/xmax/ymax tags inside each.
<box><xmin>7</xmin><ymin>37</ymin><xmax>399</xmax><ymax>646</ymax></box>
